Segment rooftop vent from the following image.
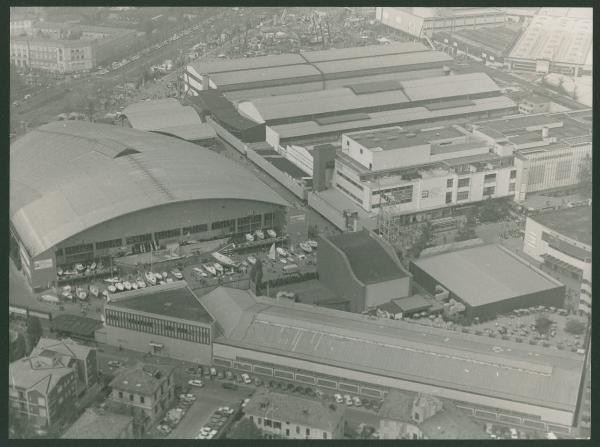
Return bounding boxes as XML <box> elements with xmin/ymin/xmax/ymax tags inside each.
<box><xmin>123</xmin><ymin>380</ymin><xmax>128</xmax><ymax>385</ymax></box>
<box><xmin>114</xmin><ymin>147</ymin><xmax>141</xmax><ymax>159</ymax></box>
<box><xmin>406</xmin><ymin>133</ymin><xmax>417</xmax><ymax>138</ymax></box>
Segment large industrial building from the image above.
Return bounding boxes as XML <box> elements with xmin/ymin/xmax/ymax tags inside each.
<box><xmin>184</xmin><ymin>42</ymin><xmax>453</xmax><ymax>101</ymax></box>
<box><xmin>471</xmin><ymin>110</ymin><xmax>592</xmax><ymax>202</ymax></box>
<box><xmin>376</xmin><ymin>7</ymin><xmax>506</xmax><ymax>38</ymax></box>
<box><xmin>333</xmin><ymin>123</ymin><xmax>517</xmax><ymax>217</ymax></box>
<box><xmin>507</xmin><ymin>8</ymin><xmax>592</xmax><ymax>76</ymax></box>
<box><xmin>317</xmin><ymin>230</ymin><xmax>412</xmax><ymax>313</ymax></box>
<box><xmin>100</xmin><ymin>282</ymin><xmax>214</xmax><ymax>364</ymax></box>
<box><xmin>10</xmin><ymin>121</ymin><xmax>288</xmax><ymax>290</ymax></box>
<box><xmin>197</xmin><ymin>286</ymin><xmax>582</xmax><ymax>431</ymax></box>
<box><xmin>523</xmin><ymin>206</ymin><xmax>592</xmax><ymax>315</ymax></box>
<box><xmin>410</xmin><ymin>244</ymin><xmax>566</xmax><ymax>320</ymax></box>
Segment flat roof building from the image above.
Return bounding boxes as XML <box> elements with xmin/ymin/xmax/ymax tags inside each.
<box><xmin>102</xmin><ymin>281</ymin><xmax>214</xmax><ymax>364</ymax></box>
<box><xmin>376</xmin><ymin>7</ymin><xmax>506</xmax><ymax>38</ymax></box>
<box><xmin>472</xmin><ymin>110</ymin><xmax>592</xmax><ymax>202</ymax></box>
<box><xmin>523</xmin><ymin>206</ymin><xmax>592</xmax><ymax>314</ymax></box>
<box><xmin>410</xmin><ymin>244</ymin><xmax>566</xmax><ymax>320</ymax></box>
<box><xmin>202</xmin><ymin>287</ymin><xmax>583</xmax><ymax>429</ymax></box>
<box><xmin>507</xmin><ymin>7</ymin><xmax>592</xmax><ymax>76</ymax></box>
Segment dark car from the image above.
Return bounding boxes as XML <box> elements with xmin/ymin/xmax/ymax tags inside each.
<box><xmin>217</xmin><ymin>371</ymin><xmax>225</xmax><ymax>380</ymax></box>
<box><xmin>222</xmin><ymin>382</ymin><xmax>238</xmax><ymax>390</ymax></box>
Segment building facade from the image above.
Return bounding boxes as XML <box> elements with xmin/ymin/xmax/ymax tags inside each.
<box><xmin>108</xmin><ymin>364</ymin><xmax>176</xmax><ymax>431</ymax></box>
<box><xmin>10</xmin><ymin>38</ymin><xmax>94</xmax><ymax>72</ymax></box>
<box><xmin>333</xmin><ymin>125</ymin><xmax>517</xmax><ymax>220</ymax></box>
<box><xmin>9</xmin><ymin>356</ymin><xmax>78</xmax><ymax>429</ymax></box>
<box><xmin>523</xmin><ymin>206</ymin><xmax>592</xmax><ymax>315</ymax></box>
<box><xmin>317</xmin><ymin>230</ymin><xmax>412</xmax><ymax>312</ymax></box>
<box><xmin>102</xmin><ymin>283</ymin><xmax>214</xmax><ymax>365</ymax></box>
<box><xmin>244</xmin><ymin>390</ymin><xmax>345</xmax><ymax>439</ymax></box>
<box><xmin>376</xmin><ymin>7</ymin><xmax>506</xmax><ymax>38</ymax></box>
<box><xmin>472</xmin><ymin>111</ymin><xmax>592</xmax><ymax>202</ymax></box>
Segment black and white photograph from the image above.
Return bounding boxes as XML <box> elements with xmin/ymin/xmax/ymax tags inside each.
<box><xmin>8</xmin><ymin>5</ymin><xmax>592</xmax><ymax>440</ymax></box>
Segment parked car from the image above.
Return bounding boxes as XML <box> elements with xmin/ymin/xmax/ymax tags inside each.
<box><xmin>241</xmin><ymin>373</ymin><xmax>252</xmax><ymax>384</ymax></box>
<box><xmin>179</xmin><ymin>393</ymin><xmax>196</xmax><ymax>401</ymax></box>
<box><xmin>217</xmin><ymin>370</ymin><xmax>225</xmax><ymax>380</ymax></box>
<box><xmin>344</xmin><ymin>395</ymin><xmax>353</xmax><ymax>406</ymax></box>
<box><xmin>241</xmin><ymin>398</ymin><xmax>250</xmax><ymax>408</ymax></box>
<box><xmin>225</xmin><ymin>371</ymin><xmax>234</xmax><ymax>380</ymax></box>
<box><xmin>210</xmin><ymin>367</ymin><xmax>217</xmax><ymax>376</ymax></box>
<box><xmin>188</xmin><ymin>379</ymin><xmax>204</xmax><ymax>387</ymax></box>
<box><xmin>107</xmin><ymin>360</ymin><xmax>123</xmax><ymax>368</ymax></box>
<box><xmin>222</xmin><ymin>382</ymin><xmax>238</xmax><ymax>390</ymax></box>
<box><xmin>255</xmin><ymin>377</ymin><xmax>263</xmax><ymax>386</ymax></box>
<box><xmin>334</xmin><ymin>394</ymin><xmax>344</xmax><ymax>403</ymax></box>
<box><xmin>352</xmin><ymin>396</ymin><xmax>362</xmax><ymax>407</ymax></box>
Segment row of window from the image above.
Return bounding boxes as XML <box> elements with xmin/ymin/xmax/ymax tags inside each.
<box><xmin>249</xmin><ymin>415</ymin><xmax>325</xmax><ymax>438</ymax></box>
<box><xmin>105</xmin><ymin>309</ymin><xmax>211</xmax><ymax>344</ymax></box>
<box><xmin>336</xmin><ymin>170</ymin><xmax>364</xmax><ymax>191</ymax></box>
<box><xmin>60</xmin><ymin>212</ymin><xmax>278</xmax><ymax>255</ymax></box>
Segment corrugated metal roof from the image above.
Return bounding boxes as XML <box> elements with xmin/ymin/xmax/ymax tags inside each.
<box><xmin>314</xmin><ymin>51</ymin><xmax>452</xmax><ymax>74</ymax></box>
<box><xmin>211</xmin><ymin>64</ymin><xmax>320</xmax><ymax>87</ymax></box>
<box><xmin>189</xmin><ymin>53</ymin><xmax>305</xmax><ymax>74</ymax></box>
<box><xmin>152</xmin><ymin>123</ymin><xmax>216</xmax><ymax>141</ymax></box>
<box><xmin>401</xmin><ymin>73</ymin><xmax>500</xmax><ymax>101</ymax></box>
<box><xmin>10</xmin><ymin>122</ymin><xmax>287</xmax><ymax>257</ymax></box>
<box><xmin>123</xmin><ymin>99</ymin><xmax>205</xmax><ymax>132</ymax></box>
<box><xmin>244</xmin><ymin>87</ymin><xmax>410</xmax><ymax>122</ymax></box>
<box><xmin>208</xmin><ymin>288</ymin><xmax>582</xmax><ymax>411</ymax></box>
<box><xmin>273</xmin><ymin>96</ymin><xmax>516</xmax><ymax>140</ymax></box>
<box><xmin>301</xmin><ymin>42</ymin><xmax>429</xmax><ymax>62</ymax></box>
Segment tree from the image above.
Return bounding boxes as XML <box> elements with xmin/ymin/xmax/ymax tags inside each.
<box><xmin>455</xmin><ymin>220</ymin><xmax>477</xmax><ymax>242</ymax></box>
<box><xmin>565</xmin><ymin>319</ymin><xmax>586</xmax><ymax>335</ymax></box>
<box><xmin>409</xmin><ymin>221</ymin><xmax>433</xmax><ymax>258</ymax></box>
<box><xmin>578</xmin><ymin>153</ymin><xmax>592</xmax><ymax>199</ymax></box>
<box><xmin>534</xmin><ymin>316</ymin><xmax>553</xmax><ymax>335</ymax></box>
<box><xmin>227</xmin><ymin>418</ymin><xmax>263</xmax><ymax>439</ymax></box>
<box><xmin>478</xmin><ymin>198</ymin><xmax>509</xmax><ymax>223</ymax></box>
<box><xmin>27</xmin><ymin>316</ymin><xmax>43</xmax><ymax>348</ymax></box>
<box><xmin>249</xmin><ymin>258</ymin><xmax>263</xmax><ymax>295</ymax></box>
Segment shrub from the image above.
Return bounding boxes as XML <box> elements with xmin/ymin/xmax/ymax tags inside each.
<box><xmin>488</xmin><ymin>333</ymin><xmax>496</xmax><ymax>338</ymax></box>
<box><xmin>475</xmin><ymin>330</ymin><xmax>483</xmax><ymax>336</ymax></box>
<box><xmin>535</xmin><ymin>316</ymin><xmax>553</xmax><ymax>335</ymax></box>
<box><xmin>529</xmin><ymin>340</ymin><xmax>537</xmax><ymax>345</ymax></box>
<box><xmin>501</xmin><ymin>335</ymin><xmax>510</xmax><ymax>341</ymax></box>
<box><xmin>515</xmin><ymin>337</ymin><xmax>522</xmax><ymax>343</ymax></box>
<box><xmin>542</xmin><ymin>341</ymin><xmax>550</xmax><ymax>347</ymax></box>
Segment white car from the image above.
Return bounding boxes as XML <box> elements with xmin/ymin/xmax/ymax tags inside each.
<box><xmin>344</xmin><ymin>395</ymin><xmax>353</xmax><ymax>406</ymax></box>
<box><xmin>334</xmin><ymin>394</ymin><xmax>344</xmax><ymax>403</ymax></box>
<box><xmin>199</xmin><ymin>427</ymin><xmax>211</xmax><ymax>436</ymax></box>
<box><xmin>280</xmin><ymin>258</ymin><xmax>288</xmax><ymax>264</ymax></box>
<box><xmin>247</xmin><ymin>256</ymin><xmax>257</xmax><ymax>265</ymax></box>
<box><xmin>188</xmin><ymin>379</ymin><xmax>204</xmax><ymax>387</ymax></box>
<box><xmin>180</xmin><ymin>393</ymin><xmax>196</xmax><ymax>401</ymax></box>
<box><xmin>352</xmin><ymin>396</ymin><xmax>362</xmax><ymax>407</ymax></box>
<box><xmin>157</xmin><ymin>424</ymin><xmax>172</xmax><ymax>434</ymax></box>
<box><xmin>241</xmin><ymin>398</ymin><xmax>250</xmax><ymax>408</ymax></box>
<box><xmin>241</xmin><ymin>373</ymin><xmax>252</xmax><ymax>384</ymax></box>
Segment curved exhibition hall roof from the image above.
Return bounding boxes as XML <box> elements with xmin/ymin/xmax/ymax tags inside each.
<box><xmin>11</xmin><ymin>121</ymin><xmax>288</xmax><ymax>257</ymax></box>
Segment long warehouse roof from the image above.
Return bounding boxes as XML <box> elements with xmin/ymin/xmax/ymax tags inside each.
<box><xmin>10</xmin><ymin>121</ymin><xmax>287</xmax><ymax>258</ymax></box>
<box><xmin>271</xmin><ymin>96</ymin><xmax>516</xmax><ymax>140</ymax></box>
<box><xmin>189</xmin><ymin>42</ymin><xmax>430</xmax><ymax>74</ymax></box>
<box><xmin>201</xmin><ymin>287</ymin><xmax>583</xmax><ymax>412</ymax></box>
<box><xmin>240</xmin><ymin>73</ymin><xmax>501</xmax><ymax>123</ymax></box>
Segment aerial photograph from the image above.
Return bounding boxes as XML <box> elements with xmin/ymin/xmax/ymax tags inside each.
<box><xmin>8</xmin><ymin>5</ymin><xmax>592</xmax><ymax>440</ymax></box>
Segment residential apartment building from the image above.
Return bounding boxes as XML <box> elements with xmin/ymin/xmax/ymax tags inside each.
<box><xmin>472</xmin><ymin>110</ymin><xmax>592</xmax><ymax>202</ymax></box>
<box><xmin>30</xmin><ymin>337</ymin><xmax>97</xmax><ymax>393</ymax></box>
<box><xmin>10</xmin><ymin>14</ymin><xmax>36</xmax><ymax>36</ymax></box>
<box><xmin>244</xmin><ymin>390</ymin><xmax>345</xmax><ymax>439</ymax></box>
<box><xmin>334</xmin><ymin>125</ymin><xmax>516</xmax><ymax>221</ymax></box>
<box><xmin>108</xmin><ymin>364</ymin><xmax>176</xmax><ymax>431</ymax></box>
<box><xmin>9</xmin><ymin>353</ymin><xmax>78</xmax><ymax>429</ymax></box>
<box><xmin>523</xmin><ymin>206</ymin><xmax>592</xmax><ymax>315</ymax></box>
